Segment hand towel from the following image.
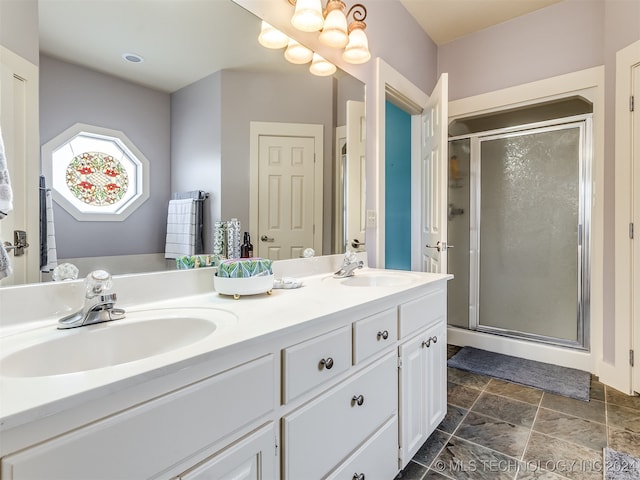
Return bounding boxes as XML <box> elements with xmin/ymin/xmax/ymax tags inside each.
<box><xmin>0</xmin><ymin>242</ymin><xmax>12</xmax><ymax>280</ymax></box>
<box><xmin>0</xmin><ymin>126</ymin><xmax>13</xmax><ymax>218</ymax></box>
<box><xmin>164</xmin><ymin>199</ymin><xmax>196</xmax><ymax>259</ymax></box>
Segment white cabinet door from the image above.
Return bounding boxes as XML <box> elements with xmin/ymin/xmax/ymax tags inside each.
<box><xmin>180</xmin><ymin>424</ymin><xmax>277</xmax><ymax>480</ymax></box>
<box><xmin>398</xmin><ymin>320</ymin><xmax>447</xmax><ymax>467</ymax></box>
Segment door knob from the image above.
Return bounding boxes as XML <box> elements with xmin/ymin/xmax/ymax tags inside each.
<box><xmin>425</xmin><ymin>241</ymin><xmax>454</xmax><ymax>252</ymax></box>
<box><xmin>260</xmin><ymin>235</ymin><xmax>274</xmax><ymax>242</ymax></box>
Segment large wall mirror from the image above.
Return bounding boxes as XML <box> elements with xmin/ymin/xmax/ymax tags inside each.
<box><xmin>23</xmin><ymin>0</ymin><xmax>365</xmax><ymax>285</ymax></box>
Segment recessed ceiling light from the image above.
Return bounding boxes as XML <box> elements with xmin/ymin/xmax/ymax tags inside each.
<box><xmin>122</xmin><ymin>53</ymin><xmax>144</xmax><ymax>64</ymax></box>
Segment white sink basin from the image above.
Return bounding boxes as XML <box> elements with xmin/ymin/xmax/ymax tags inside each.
<box><xmin>0</xmin><ymin>308</ymin><xmax>237</xmax><ymax>377</ymax></box>
<box><xmin>338</xmin><ymin>272</ymin><xmax>414</xmax><ymax>287</ymax></box>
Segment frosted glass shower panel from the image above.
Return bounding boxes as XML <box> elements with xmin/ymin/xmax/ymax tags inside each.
<box><xmin>447</xmin><ymin>139</ymin><xmax>470</xmax><ymax>328</ymax></box>
<box><xmin>478</xmin><ymin>127</ymin><xmax>580</xmax><ymax>342</ymax></box>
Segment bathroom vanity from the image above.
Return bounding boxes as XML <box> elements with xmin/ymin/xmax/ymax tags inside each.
<box><xmin>0</xmin><ymin>256</ymin><xmax>451</xmax><ymax>479</ymax></box>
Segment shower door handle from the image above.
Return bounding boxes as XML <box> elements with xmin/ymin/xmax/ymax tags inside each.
<box><xmin>425</xmin><ymin>241</ymin><xmax>455</xmax><ymax>252</ymax></box>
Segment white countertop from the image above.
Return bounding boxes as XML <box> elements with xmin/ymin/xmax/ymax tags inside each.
<box><xmin>0</xmin><ymin>263</ymin><xmax>451</xmax><ymax>434</ymax></box>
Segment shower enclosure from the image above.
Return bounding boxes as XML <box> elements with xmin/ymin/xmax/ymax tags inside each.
<box><xmin>447</xmin><ymin>112</ymin><xmax>592</xmax><ymax>349</ymax></box>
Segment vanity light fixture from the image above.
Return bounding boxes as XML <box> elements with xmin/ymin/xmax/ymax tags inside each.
<box><xmin>258</xmin><ymin>21</ymin><xmax>290</xmax><ymax>49</ymax></box>
<box><xmin>309</xmin><ymin>52</ymin><xmax>337</xmax><ymax>76</ymax></box>
<box><xmin>287</xmin><ymin>0</ymin><xmax>370</xmax><ymax>64</ymax></box>
<box><xmin>284</xmin><ymin>38</ymin><xmax>314</xmax><ymax>64</ymax></box>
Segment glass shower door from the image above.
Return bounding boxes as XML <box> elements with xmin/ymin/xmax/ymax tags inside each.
<box><xmin>475</xmin><ymin>123</ymin><xmax>587</xmax><ymax>346</ymax></box>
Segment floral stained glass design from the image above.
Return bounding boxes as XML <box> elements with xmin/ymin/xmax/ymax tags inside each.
<box><xmin>65</xmin><ymin>151</ymin><xmax>129</xmax><ymax>206</ymax></box>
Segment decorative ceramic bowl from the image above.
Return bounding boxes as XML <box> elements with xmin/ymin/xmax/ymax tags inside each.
<box><xmin>213</xmin><ymin>274</ymin><xmax>275</xmax><ymax>299</ymax></box>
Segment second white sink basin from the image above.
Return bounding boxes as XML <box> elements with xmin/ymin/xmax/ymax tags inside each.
<box><xmin>0</xmin><ymin>308</ymin><xmax>237</xmax><ymax>377</ymax></box>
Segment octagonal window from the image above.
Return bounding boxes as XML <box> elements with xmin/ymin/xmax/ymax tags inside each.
<box><xmin>42</xmin><ymin>124</ymin><xmax>150</xmax><ymax>221</ymax></box>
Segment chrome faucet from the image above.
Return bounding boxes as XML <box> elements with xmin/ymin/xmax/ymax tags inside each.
<box><xmin>334</xmin><ymin>251</ymin><xmax>364</xmax><ymax>278</ymax></box>
<box><xmin>58</xmin><ymin>270</ymin><xmax>126</xmax><ymax>329</ymax></box>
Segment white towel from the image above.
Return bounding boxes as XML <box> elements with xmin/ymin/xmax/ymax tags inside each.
<box><xmin>0</xmin><ymin>242</ymin><xmax>12</xmax><ymax>280</ymax></box>
<box><xmin>41</xmin><ymin>190</ymin><xmax>58</xmax><ymax>272</ymax></box>
<box><xmin>0</xmin><ymin>126</ymin><xmax>13</xmax><ymax>218</ymax></box>
<box><xmin>164</xmin><ymin>199</ymin><xmax>196</xmax><ymax>259</ymax></box>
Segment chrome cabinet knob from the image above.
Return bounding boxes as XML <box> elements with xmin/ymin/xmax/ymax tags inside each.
<box><xmin>319</xmin><ymin>357</ymin><xmax>334</xmax><ymax>370</ymax></box>
<box><xmin>422</xmin><ymin>338</ymin><xmax>431</xmax><ymax>348</ymax></box>
<box><xmin>377</xmin><ymin>330</ymin><xmax>389</xmax><ymax>340</ymax></box>
<box><xmin>431</xmin><ymin>335</ymin><xmax>438</xmax><ymax>344</ymax></box>
<box><xmin>352</xmin><ymin>474</ymin><xmax>365</xmax><ymax>480</ymax></box>
<box><xmin>351</xmin><ymin>394</ymin><xmax>364</xmax><ymax>406</ymax></box>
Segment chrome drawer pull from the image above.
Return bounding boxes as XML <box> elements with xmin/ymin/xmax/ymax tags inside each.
<box><xmin>319</xmin><ymin>357</ymin><xmax>334</xmax><ymax>370</ymax></box>
<box><xmin>352</xmin><ymin>474</ymin><xmax>365</xmax><ymax>480</ymax></box>
<box><xmin>351</xmin><ymin>394</ymin><xmax>364</xmax><ymax>406</ymax></box>
<box><xmin>377</xmin><ymin>330</ymin><xmax>389</xmax><ymax>340</ymax></box>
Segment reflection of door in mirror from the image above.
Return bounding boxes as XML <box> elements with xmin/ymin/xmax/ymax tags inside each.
<box><xmin>0</xmin><ymin>47</ymin><xmax>40</xmax><ymax>286</ymax></box>
<box><xmin>250</xmin><ymin>122</ymin><xmax>323</xmax><ymax>261</ymax></box>
<box><xmin>345</xmin><ymin>100</ymin><xmax>366</xmax><ymax>253</ymax></box>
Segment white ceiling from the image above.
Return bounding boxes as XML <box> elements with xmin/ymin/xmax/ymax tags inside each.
<box><xmin>38</xmin><ymin>0</ymin><xmax>563</xmax><ymax>93</ymax></box>
<box><xmin>400</xmin><ymin>0</ymin><xmax>562</xmax><ymax>45</ymax></box>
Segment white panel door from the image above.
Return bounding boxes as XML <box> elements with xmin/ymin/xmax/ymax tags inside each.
<box><xmin>346</xmin><ymin>100</ymin><xmax>366</xmax><ymax>252</ymax></box>
<box><xmin>255</xmin><ymin>129</ymin><xmax>321</xmax><ymax>261</ymax></box>
<box><xmin>0</xmin><ymin>47</ymin><xmax>39</xmax><ymax>286</ymax></box>
<box><xmin>421</xmin><ymin>74</ymin><xmax>448</xmax><ymax>273</ymax></box>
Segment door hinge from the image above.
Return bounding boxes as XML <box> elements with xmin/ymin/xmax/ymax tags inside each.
<box><xmin>398</xmin><ymin>446</ymin><xmax>404</xmax><ymax>461</ymax></box>
<box><xmin>631</xmin><ymin>95</ymin><xmax>635</xmax><ymax>112</ymax></box>
<box><xmin>631</xmin><ymin>349</ymin><xmax>635</xmax><ymax>367</ymax></box>
<box><xmin>397</xmin><ymin>357</ymin><xmax>403</xmax><ymax>369</ymax></box>
<box><xmin>630</xmin><ymin>222</ymin><xmax>635</xmax><ymax>240</ymax></box>
<box><xmin>275</xmin><ymin>437</ymin><xmax>279</xmax><ymax>456</ymax></box>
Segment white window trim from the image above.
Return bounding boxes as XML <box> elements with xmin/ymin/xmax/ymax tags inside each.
<box><xmin>42</xmin><ymin>123</ymin><xmax>150</xmax><ymax>222</ymax></box>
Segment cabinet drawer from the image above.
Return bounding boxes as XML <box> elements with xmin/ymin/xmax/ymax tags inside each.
<box><xmin>352</xmin><ymin>307</ymin><xmax>397</xmax><ymax>364</ymax></box>
<box><xmin>1</xmin><ymin>355</ymin><xmax>276</xmax><ymax>480</ymax></box>
<box><xmin>282</xmin><ymin>325</ymin><xmax>351</xmax><ymax>403</ymax></box>
<box><xmin>282</xmin><ymin>352</ymin><xmax>397</xmax><ymax>480</ymax></box>
<box><xmin>398</xmin><ymin>287</ymin><xmax>445</xmax><ymax>338</ymax></box>
<box><xmin>326</xmin><ymin>416</ymin><xmax>398</xmax><ymax>480</ymax></box>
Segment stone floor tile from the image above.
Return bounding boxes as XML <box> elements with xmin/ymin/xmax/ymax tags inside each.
<box><xmin>439</xmin><ymin>404</ymin><xmax>468</xmax><ymax>433</ymax></box>
<box><xmin>455</xmin><ymin>411</ymin><xmax>530</xmax><ymax>458</ymax></box>
<box><xmin>606</xmin><ymin>403</ymin><xmax>640</xmax><ymax>433</ymax></box>
<box><xmin>413</xmin><ymin>429</ymin><xmax>451</xmax><ymax>468</ymax></box>
<box><xmin>472</xmin><ymin>392</ymin><xmax>538</xmax><ymax>428</ymax></box>
<box><xmin>448</xmin><ymin>367</ymin><xmax>491</xmax><ymax>391</ymax></box>
<box><xmin>532</xmin><ymin>407</ymin><xmax>606</xmax><ymax>451</ymax></box>
<box><xmin>589</xmin><ymin>378</ymin><xmax>605</xmax><ymax>402</ymax></box>
<box><xmin>605</xmin><ymin>387</ymin><xmax>640</xmax><ymax>411</ymax></box>
<box><xmin>540</xmin><ymin>392</ymin><xmax>606</xmax><ymax>424</ymax></box>
<box><xmin>448</xmin><ymin>382</ymin><xmax>482</xmax><ymax>409</ymax></box>
<box><xmin>434</xmin><ymin>435</ymin><xmax>519</xmax><ymax>480</ymax></box>
<box><xmin>396</xmin><ymin>460</ymin><xmax>429</xmax><ymax>480</ymax></box>
<box><xmin>485</xmin><ymin>379</ymin><xmax>543</xmax><ymax>405</ymax></box>
<box><xmin>523</xmin><ymin>431</ymin><xmax>602</xmax><ymax>480</ymax></box>
<box><xmin>608</xmin><ymin>426</ymin><xmax>640</xmax><ymax>458</ymax></box>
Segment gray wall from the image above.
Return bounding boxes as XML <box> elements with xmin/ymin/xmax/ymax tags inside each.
<box><xmin>437</xmin><ymin>0</ymin><xmax>640</xmax><ymax>362</ymax></box>
<box><xmin>0</xmin><ymin>0</ymin><xmax>39</xmax><ymax>65</ymax></box>
<box><xmin>171</xmin><ymin>69</ymin><xmax>336</xmax><ymax>253</ymax></box>
<box><xmin>39</xmin><ymin>55</ymin><xmax>171</xmax><ymax>258</ymax></box>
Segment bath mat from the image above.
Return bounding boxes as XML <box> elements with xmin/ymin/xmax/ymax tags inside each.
<box><xmin>604</xmin><ymin>448</ymin><xmax>640</xmax><ymax>480</ymax></box>
<box><xmin>447</xmin><ymin>346</ymin><xmax>591</xmax><ymax>401</ymax></box>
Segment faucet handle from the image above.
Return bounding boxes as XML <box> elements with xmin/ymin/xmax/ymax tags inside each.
<box><xmin>85</xmin><ymin>270</ymin><xmax>113</xmax><ymax>297</ymax></box>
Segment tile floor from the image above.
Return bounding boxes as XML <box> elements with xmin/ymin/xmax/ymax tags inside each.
<box><xmin>395</xmin><ymin>345</ymin><xmax>640</xmax><ymax>480</ymax></box>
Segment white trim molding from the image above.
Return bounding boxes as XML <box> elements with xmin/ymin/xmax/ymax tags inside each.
<box><xmin>613</xmin><ymin>39</ymin><xmax>640</xmax><ymax>395</ymax></box>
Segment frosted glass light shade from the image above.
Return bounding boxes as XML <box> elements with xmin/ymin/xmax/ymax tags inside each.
<box><xmin>319</xmin><ymin>4</ymin><xmax>348</xmax><ymax>48</ymax></box>
<box><xmin>309</xmin><ymin>53</ymin><xmax>336</xmax><ymax>76</ymax></box>
<box><xmin>258</xmin><ymin>21</ymin><xmax>289</xmax><ymax>49</ymax></box>
<box><xmin>284</xmin><ymin>38</ymin><xmax>313</xmax><ymax>64</ymax></box>
<box><xmin>291</xmin><ymin>0</ymin><xmax>324</xmax><ymax>32</ymax></box>
<box><xmin>343</xmin><ymin>26</ymin><xmax>370</xmax><ymax>64</ymax></box>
